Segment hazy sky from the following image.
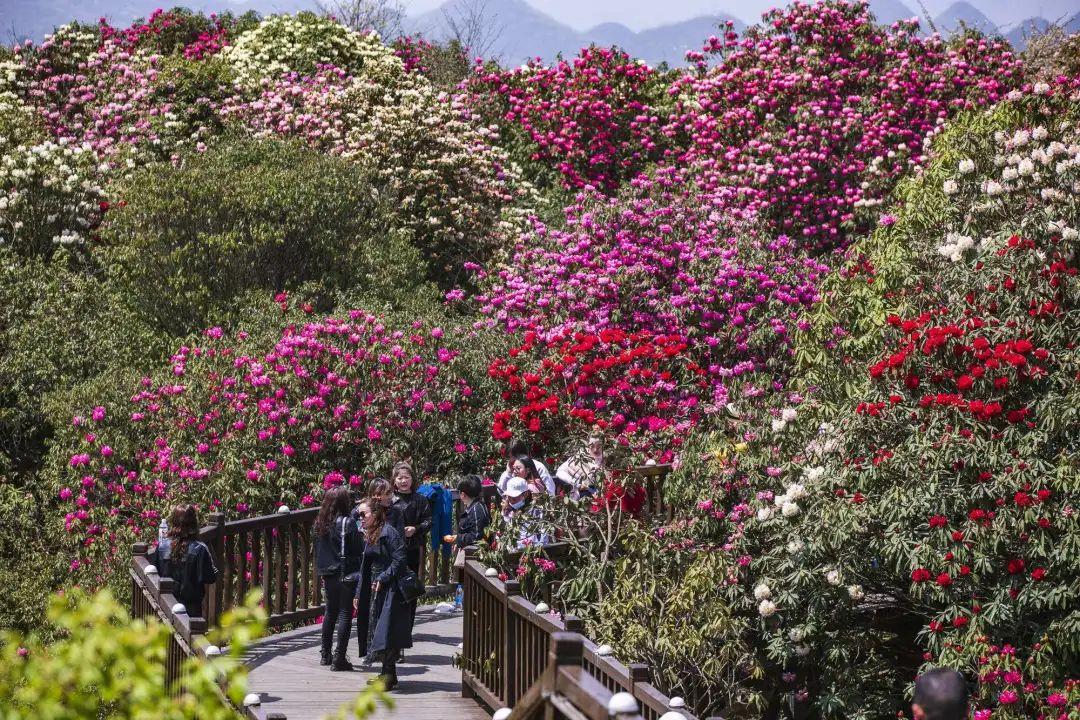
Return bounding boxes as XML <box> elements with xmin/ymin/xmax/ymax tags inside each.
<box><xmin>393</xmin><ymin>0</ymin><xmax>1080</xmax><ymax>30</ymax></box>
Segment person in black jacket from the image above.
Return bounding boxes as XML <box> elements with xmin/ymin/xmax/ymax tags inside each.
<box><xmin>365</xmin><ymin>477</ymin><xmax>404</xmax><ymax>534</ymax></box>
<box><xmin>314</xmin><ymin>487</ymin><xmax>364</xmax><ymax>670</ymax></box>
<box><xmin>151</xmin><ymin>504</ymin><xmax>217</xmax><ymax>618</ymax></box>
<box><xmin>353</xmin><ymin>499</ymin><xmax>410</xmax><ymax>690</ymax></box>
<box><xmin>444</xmin><ymin>474</ymin><xmax>491</xmax><ymax>553</ymax></box>
<box><xmin>390</xmin><ymin>461</ymin><xmax>431</xmax><ymax>639</ymax></box>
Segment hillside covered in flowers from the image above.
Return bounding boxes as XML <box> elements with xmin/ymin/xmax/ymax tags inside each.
<box><xmin>0</xmin><ymin>4</ymin><xmax>1077</xmax><ymax>718</ymax></box>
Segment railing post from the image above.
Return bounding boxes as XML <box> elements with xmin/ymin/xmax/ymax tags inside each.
<box><xmin>460</xmin><ymin>545</ymin><xmax>478</xmax><ymax>699</ymax></box>
<box><xmin>563</xmin><ymin>614</ymin><xmax>585</xmax><ymax>634</ymax></box>
<box><xmin>546</xmin><ymin>632</ymin><xmax>584</xmax><ymax>694</ymax></box>
<box><xmin>628</xmin><ymin>663</ymin><xmax>650</xmax><ymax>694</ymax></box>
<box><xmin>503</xmin><ymin>579</ymin><xmax>521</xmax><ymax>706</ymax></box>
<box><xmin>207</xmin><ymin>512</ymin><xmax>225</xmax><ymax>625</ymax></box>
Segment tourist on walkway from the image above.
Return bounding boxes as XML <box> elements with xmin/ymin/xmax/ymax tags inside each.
<box><xmin>389</xmin><ymin>461</ymin><xmax>431</xmax><ymax>640</ymax></box>
<box><xmin>353</xmin><ymin>498</ymin><xmax>411</xmax><ymax>690</ymax></box>
<box><xmin>444</xmin><ymin>474</ymin><xmax>492</xmax><ymax>569</ymax></box>
<box><xmin>314</xmin><ymin>487</ymin><xmax>364</xmax><ymax>670</ymax></box>
<box><xmin>496</xmin><ymin>439</ymin><xmax>555</xmax><ymax>495</ymax></box>
<box><xmin>911</xmin><ymin>668</ymin><xmax>969</xmax><ymax>720</ymax></box>
<box><xmin>555</xmin><ymin>434</ymin><xmax>605</xmax><ymax>499</ymax></box>
<box><xmin>501</xmin><ymin>476</ymin><xmax>549</xmax><ymax>550</ymax></box>
<box><xmin>151</xmin><ymin>504</ymin><xmax>218</xmax><ymax>619</ymax></box>
<box><xmin>366</xmin><ymin>477</ymin><xmax>405</xmax><ymax>534</ymax></box>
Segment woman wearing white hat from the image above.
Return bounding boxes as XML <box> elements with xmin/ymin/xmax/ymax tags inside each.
<box><xmin>501</xmin><ymin>476</ymin><xmax>549</xmax><ymax>550</ymax></box>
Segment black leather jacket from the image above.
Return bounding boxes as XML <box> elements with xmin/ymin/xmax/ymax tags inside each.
<box><xmin>390</xmin><ymin>491</ymin><xmax>432</xmax><ymax>551</ymax></box>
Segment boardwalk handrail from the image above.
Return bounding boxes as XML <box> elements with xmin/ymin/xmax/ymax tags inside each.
<box><xmin>130</xmin><ymin>542</ymin><xmax>282</xmax><ymax>719</ymax></box>
<box><xmin>199</xmin><ymin>494</ymin><xmax>460</xmax><ymax>631</ymax></box>
<box><xmin>460</xmin><ymin>546</ymin><xmax>699</xmax><ymax>720</ymax></box>
<box><xmin>131</xmin><ymin>490</ymin><xmax>460</xmax><ymax>717</ymax></box>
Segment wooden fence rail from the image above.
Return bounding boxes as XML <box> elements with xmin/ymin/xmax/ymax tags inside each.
<box><xmin>131</xmin><ymin>488</ymin><xmax>461</xmax><ymax>718</ymax></box>
<box><xmin>460</xmin><ymin>545</ymin><xmax>699</xmax><ymax>720</ymax></box>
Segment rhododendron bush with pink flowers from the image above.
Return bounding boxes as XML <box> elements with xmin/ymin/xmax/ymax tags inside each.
<box><xmin>0</xmin><ymin>2</ymin><xmax>1078</xmax><ymax>718</ymax></box>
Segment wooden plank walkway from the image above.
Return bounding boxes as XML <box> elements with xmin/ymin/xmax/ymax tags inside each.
<box><xmin>244</xmin><ymin>607</ymin><xmax>490</xmax><ymax>720</ymax></box>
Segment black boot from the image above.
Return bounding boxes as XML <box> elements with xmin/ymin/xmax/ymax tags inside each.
<box><xmin>330</xmin><ymin>653</ymin><xmax>354</xmax><ymax>671</ymax></box>
<box><xmin>320</xmin><ymin>649</ymin><xmax>332</xmax><ymax>666</ymax></box>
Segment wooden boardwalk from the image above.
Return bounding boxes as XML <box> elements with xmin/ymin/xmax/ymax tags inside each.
<box><xmin>244</xmin><ymin>607</ymin><xmax>490</xmax><ymax>720</ymax></box>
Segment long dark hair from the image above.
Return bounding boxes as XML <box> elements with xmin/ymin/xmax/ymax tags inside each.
<box><xmin>358</xmin><ymin>500</ymin><xmax>387</xmax><ymax>545</ymax></box>
<box><xmin>315</xmin><ymin>487</ymin><xmax>351</xmax><ymax>538</ymax></box>
<box><xmin>368</xmin><ymin>477</ymin><xmax>392</xmax><ymax>501</ymax></box>
<box><xmin>167</xmin><ymin>505</ymin><xmax>199</xmax><ymax>560</ymax></box>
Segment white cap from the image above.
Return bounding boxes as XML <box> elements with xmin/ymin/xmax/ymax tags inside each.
<box><xmin>505</xmin><ymin>476</ymin><xmax>529</xmax><ymax>498</ymax></box>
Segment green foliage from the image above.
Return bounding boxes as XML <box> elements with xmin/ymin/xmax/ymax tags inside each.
<box><xmin>0</xmin><ymin>251</ymin><xmax>166</xmax><ymax>475</ymax></box>
<box><xmin>0</xmin><ymin>588</ymin><xmax>263</xmax><ymax>719</ymax></box>
<box><xmin>99</xmin><ymin>135</ymin><xmax>429</xmax><ymax>336</ymax></box>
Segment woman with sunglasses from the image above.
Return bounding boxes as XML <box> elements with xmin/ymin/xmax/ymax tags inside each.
<box><xmin>352</xmin><ymin>498</ymin><xmax>410</xmax><ymax>690</ymax></box>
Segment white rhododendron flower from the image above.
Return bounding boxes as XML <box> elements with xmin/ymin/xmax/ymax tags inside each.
<box><xmin>1018</xmin><ymin>158</ymin><xmax>1035</xmax><ymax>176</ymax></box>
<box><xmin>781</xmin><ymin>501</ymin><xmax>800</xmax><ymax>517</ymax></box>
<box><xmin>758</xmin><ymin>599</ymin><xmax>777</xmax><ymax>617</ymax></box>
<box><xmin>943</xmin><ymin>179</ymin><xmax>958</xmax><ymax>195</ymax></box>
<box><xmin>781</xmin><ymin>407</ymin><xmax>798</xmax><ymax>422</ymax></box>
<box><xmin>795</xmin><ymin>644</ymin><xmax>811</xmax><ymax>657</ymax></box>
<box><xmin>789</xmin><ymin>628</ymin><xmax>805</xmax><ymax>642</ymax></box>
<box><xmin>958</xmin><ymin>159</ymin><xmax>975</xmax><ymax>174</ymax></box>
<box><xmin>825</xmin><ymin>569</ymin><xmax>841</xmax><ymax>586</ymax></box>
<box><xmin>848</xmin><ymin>585</ymin><xmax>865</xmax><ymax>601</ymax></box>
<box><xmin>757</xmin><ymin>507</ymin><xmax>773</xmax><ymax>522</ymax></box>
<box><xmin>754</xmin><ymin>583</ymin><xmax>772</xmax><ymax>600</ymax></box>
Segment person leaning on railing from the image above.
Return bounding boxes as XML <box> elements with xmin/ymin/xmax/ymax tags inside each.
<box><xmin>443</xmin><ymin>474</ymin><xmax>491</xmax><ymax>574</ymax></box>
<box><xmin>150</xmin><ymin>504</ymin><xmax>218</xmax><ymax>619</ymax></box>
<box><xmin>314</xmin><ymin>486</ymin><xmax>364</xmax><ymax>671</ymax></box>
<box><xmin>500</xmin><ymin>476</ymin><xmax>550</xmax><ymax>550</ymax></box>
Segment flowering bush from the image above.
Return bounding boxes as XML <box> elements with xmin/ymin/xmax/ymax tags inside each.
<box><xmin>219</xmin><ymin>65</ymin><xmax>534</xmax><ymax>285</ymax></box>
<box><xmin>641</xmin><ymin>86</ymin><xmax>1080</xmax><ymax>718</ymax></box>
<box><xmin>50</xmin><ymin>305</ymin><xmax>501</xmax><ymax>584</ymax></box>
<box><xmin>467</xmin><ymin>47</ymin><xmax>671</xmax><ymax>193</ymax></box>
<box><xmin>222</xmin><ymin>12</ymin><xmax>399</xmax><ymax>86</ymax></box>
<box><xmin>664</xmin><ymin>1</ymin><xmax>1023</xmax><ymax>248</ymax></box>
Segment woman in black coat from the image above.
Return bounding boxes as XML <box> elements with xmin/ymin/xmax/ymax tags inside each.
<box><xmin>390</xmin><ymin>461</ymin><xmax>431</xmax><ymax>637</ymax></box>
<box><xmin>353</xmin><ymin>498</ymin><xmax>410</xmax><ymax>689</ymax></box>
<box><xmin>314</xmin><ymin>487</ymin><xmax>364</xmax><ymax>670</ymax></box>
<box><xmin>151</xmin><ymin>504</ymin><xmax>218</xmax><ymax>617</ymax></box>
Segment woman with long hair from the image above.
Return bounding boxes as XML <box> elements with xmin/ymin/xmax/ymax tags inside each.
<box><xmin>389</xmin><ymin>461</ymin><xmax>431</xmax><ymax>640</ymax></box>
<box><xmin>510</xmin><ymin>455</ymin><xmax>546</xmax><ymax>496</ymax></box>
<box><xmin>314</xmin><ymin>486</ymin><xmax>364</xmax><ymax>670</ymax></box>
<box><xmin>364</xmin><ymin>477</ymin><xmax>404</xmax><ymax>534</ymax></box>
<box><xmin>151</xmin><ymin>504</ymin><xmax>218</xmax><ymax>618</ymax></box>
<box><xmin>352</xmin><ymin>498</ymin><xmax>410</xmax><ymax>689</ymax></box>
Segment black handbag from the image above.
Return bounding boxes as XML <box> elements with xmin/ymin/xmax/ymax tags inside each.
<box><xmin>398</xmin><ymin>569</ymin><xmax>425</xmax><ymax>603</ymax></box>
<box><xmin>339</xmin><ymin>517</ymin><xmax>362</xmax><ymax>583</ymax></box>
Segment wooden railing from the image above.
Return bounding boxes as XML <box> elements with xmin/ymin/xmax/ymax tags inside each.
<box><xmin>460</xmin><ymin>546</ymin><xmax>701</xmax><ymax>720</ymax></box>
<box><xmin>131</xmin><ymin>543</ymin><xmax>281</xmax><ymax>720</ymax></box>
<box><xmin>132</xmin><ymin>491</ymin><xmax>461</xmax><ymax>717</ymax></box>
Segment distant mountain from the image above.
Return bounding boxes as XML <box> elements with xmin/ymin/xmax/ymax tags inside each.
<box><xmin>0</xmin><ymin>0</ymin><xmax>310</xmax><ymax>42</ymax></box>
<box><xmin>406</xmin><ymin>0</ymin><xmax>744</xmax><ymax>66</ymax></box>
<box><xmin>1006</xmin><ymin>17</ymin><xmax>1052</xmax><ymax>48</ymax></box>
<box><xmin>933</xmin><ymin>1</ymin><xmax>997</xmax><ymax>34</ymax></box>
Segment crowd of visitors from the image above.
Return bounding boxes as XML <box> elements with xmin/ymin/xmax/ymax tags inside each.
<box><xmin>147</xmin><ymin>436</ymin><xmax>604</xmax><ymax>689</ymax></box>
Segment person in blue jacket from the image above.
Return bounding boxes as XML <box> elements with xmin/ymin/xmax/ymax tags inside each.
<box><xmin>353</xmin><ymin>498</ymin><xmax>410</xmax><ymax>690</ymax></box>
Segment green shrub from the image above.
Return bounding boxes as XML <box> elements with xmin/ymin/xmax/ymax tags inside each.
<box><xmin>99</xmin><ymin>135</ymin><xmax>429</xmax><ymax>336</ymax></box>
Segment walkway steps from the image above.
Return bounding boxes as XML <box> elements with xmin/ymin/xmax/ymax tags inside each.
<box><xmin>244</xmin><ymin>608</ymin><xmax>489</xmax><ymax>720</ymax></box>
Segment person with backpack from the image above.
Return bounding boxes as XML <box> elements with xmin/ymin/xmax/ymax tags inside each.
<box><xmin>151</xmin><ymin>504</ymin><xmax>218</xmax><ymax>618</ymax></box>
<box><xmin>314</xmin><ymin>487</ymin><xmax>364</xmax><ymax>670</ymax></box>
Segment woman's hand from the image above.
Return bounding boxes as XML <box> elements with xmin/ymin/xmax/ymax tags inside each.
<box><xmin>404</xmin><ymin>526</ymin><xmax>416</xmax><ymax>538</ymax></box>
<box><xmin>443</xmin><ymin>534</ymin><xmax>457</xmax><ymax>545</ymax></box>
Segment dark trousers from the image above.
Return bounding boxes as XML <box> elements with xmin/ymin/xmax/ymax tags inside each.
<box><xmin>405</xmin><ymin>546</ymin><xmax>422</xmax><ymax>626</ymax></box>
<box><xmin>321</xmin><ymin>574</ymin><xmax>358</xmax><ymax>658</ymax></box>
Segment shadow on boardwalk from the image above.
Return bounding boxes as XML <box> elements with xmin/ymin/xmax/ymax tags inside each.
<box><xmin>244</xmin><ymin>607</ymin><xmax>488</xmax><ymax>720</ymax></box>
